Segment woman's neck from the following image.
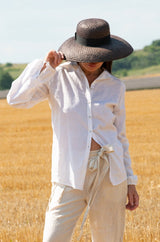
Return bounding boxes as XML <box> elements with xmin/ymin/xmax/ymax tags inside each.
<box><xmin>85</xmin><ymin>70</ymin><xmax>103</xmax><ymax>86</ymax></box>
<box><xmin>78</xmin><ymin>63</ymin><xmax>104</xmax><ymax>86</ymax></box>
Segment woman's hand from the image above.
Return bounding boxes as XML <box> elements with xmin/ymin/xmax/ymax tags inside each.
<box><xmin>126</xmin><ymin>185</ymin><xmax>139</xmax><ymax>211</ymax></box>
<box><xmin>40</xmin><ymin>50</ymin><xmax>64</xmax><ymax>72</ymax></box>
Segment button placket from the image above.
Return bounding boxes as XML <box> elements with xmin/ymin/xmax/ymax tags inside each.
<box><xmin>85</xmin><ymin>84</ymin><xmax>93</xmax><ymax>151</ymax></box>
<box><xmin>81</xmin><ymin>69</ymin><xmax>94</xmax><ymax>151</ymax></box>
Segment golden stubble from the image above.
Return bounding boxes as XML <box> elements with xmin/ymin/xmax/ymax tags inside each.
<box><xmin>0</xmin><ymin>89</ymin><xmax>160</xmax><ymax>241</ymax></box>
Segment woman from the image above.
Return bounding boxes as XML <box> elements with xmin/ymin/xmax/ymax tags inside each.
<box><xmin>7</xmin><ymin>18</ymin><xmax>139</xmax><ymax>242</ymax></box>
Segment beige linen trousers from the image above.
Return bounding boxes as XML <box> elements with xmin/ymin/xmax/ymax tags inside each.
<box><xmin>43</xmin><ymin>148</ymin><xmax>127</xmax><ymax>242</ymax></box>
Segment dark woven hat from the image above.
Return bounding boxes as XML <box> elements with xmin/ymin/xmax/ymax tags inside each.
<box><xmin>58</xmin><ymin>18</ymin><xmax>133</xmax><ymax>63</ymax></box>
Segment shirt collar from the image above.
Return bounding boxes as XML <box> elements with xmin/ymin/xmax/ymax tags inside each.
<box><xmin>70</xmin><ymin>61</ymin><xmax>110</xmax><ymax>81</ymax></box>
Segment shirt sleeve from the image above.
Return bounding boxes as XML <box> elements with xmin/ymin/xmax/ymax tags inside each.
<box><xmin>114</xmin><ymin>83</ymin><xmax>138</xmax><ymax>185</ymax></box>
<box><xmin>7</xmin><ymin>59</ymin><xmax>55</xmax><ymax>109</ymax></box>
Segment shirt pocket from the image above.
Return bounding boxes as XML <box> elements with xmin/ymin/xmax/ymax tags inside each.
<box><xmin>92</xmin><ymin>101</ymin><xmax>115</xmax><ymax>124</ymax></box>
<box><xmin>47</xmin><ymin>182</ymin><xmax>74</xmax><ymax>212</ymax></box>
<box><xmin>47</xmin><ymin>183</ymin><xmax>65</xmax><ymax>211</ymax></box>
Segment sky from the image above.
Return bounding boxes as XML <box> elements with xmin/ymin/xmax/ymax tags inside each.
<box><xmin>1</xmin><ymin>0</ymin><xmax>160</xmax><ymax>63</ymax></box>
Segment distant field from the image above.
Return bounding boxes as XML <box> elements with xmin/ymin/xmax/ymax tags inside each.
<box><xmin>123</xmin><ymin>64</ymin><xmax>160</xmax><ymax>80</ymax></box>
<box><xmin>2</xmin><ymin>63</ymin><xmax>27</xmax><ymax>80</ymax></box>
<box><xmin>0</xmin><ymin>89</ymin><xmax>160</xmax><ymax>241</ymax></box>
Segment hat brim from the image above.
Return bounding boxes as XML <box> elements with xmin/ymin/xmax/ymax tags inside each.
<box><xmin>58</xmin><ymin>35</ymin><xmax>133</xmax><ymax>63</ymax></box>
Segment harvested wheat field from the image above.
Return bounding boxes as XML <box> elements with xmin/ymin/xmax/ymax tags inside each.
<box><xmin>0</xmin><ymin>89</ymin><xmax>160</xmax><ymax>242</ymax></box>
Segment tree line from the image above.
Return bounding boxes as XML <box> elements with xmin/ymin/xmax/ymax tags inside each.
<box><xmin>0</xmin><ymin>63</ymin><xmax>14</xmax><ymax>90</ymax></box>
<box><xmin>0</xmin><ymin>40</ymin><xmax>160</xmax><ymax>90</ymax></box>
<box><xmin>112</xmin><ymin>39</ymin><xmax>160</xmax><ymax>76</ymax></box>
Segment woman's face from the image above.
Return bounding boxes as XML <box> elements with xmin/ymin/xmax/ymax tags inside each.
<box><xmin>79</xmin><ymin>62</ymin><xmax>104</xmax><ymax>74</ymax></box>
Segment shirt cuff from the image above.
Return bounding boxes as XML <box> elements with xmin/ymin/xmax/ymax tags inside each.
<box><xmin>35</xmin><ymin>60</ymin><xmax>56</xmax><ymax>84</ymax></box>
<box><xmin>43</xmin><ymin>61</ymin><xmax>56</xmax><ymax>72</ymax></box>
<box><xmin>127</xmin><ymin>175</ymin><xmax>138</xmax><ymax>185</ymax></box>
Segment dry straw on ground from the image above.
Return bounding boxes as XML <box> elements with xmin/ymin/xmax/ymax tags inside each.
<box><xmin>0</xmin><ymin>89</ymin><xmax>160</xmax><ymax>242</ymax></box>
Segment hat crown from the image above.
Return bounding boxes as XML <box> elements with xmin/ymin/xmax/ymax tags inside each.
<box><xmin>76</xmin><ymin>18</ymin><xmax>110</xmax><ymax>39</ymax></box>
<box><xmin>58</xmin><ymin>18</ymin><xmax>133</xmax><ymax>63</ymax></box>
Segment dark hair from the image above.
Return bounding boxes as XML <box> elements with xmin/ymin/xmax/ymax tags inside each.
<box><xmin>102</xmin><ymin>61</ymin><xmax>112</xmax><ymax>73</ymax></box>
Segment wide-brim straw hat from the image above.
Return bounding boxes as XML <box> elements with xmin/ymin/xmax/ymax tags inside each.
<box><xmin>58</xmin><ymin>18</ymin><xmax>133</xmax><ymax>63</ymax></box>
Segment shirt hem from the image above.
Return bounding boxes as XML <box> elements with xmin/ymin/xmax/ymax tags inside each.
<box><xmin>51</xmin><ymin>177</ymin><xmax>84</xmax><ymax>191</ymax></box>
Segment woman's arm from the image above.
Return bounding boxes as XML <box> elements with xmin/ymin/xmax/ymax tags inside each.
<box><xmin>114</xmin><ymin>83</ymin><xmax>139</xmax><ymax>210</ymax></box>
<box><xmin>114</xmin><ymin>83</ymin><xmax>137</xmax><ymax>184</ymax></box>
<box><xmin>7</xmin><ymin>51</ymin><xmax>64</xmax><ymax>109</ymax></box>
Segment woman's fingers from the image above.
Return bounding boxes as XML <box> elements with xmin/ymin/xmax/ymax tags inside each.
<box><xmin>45</xmin><ymin>50</ymin><xmax>64</xmax><ymax>68</ymax></box>
<box><xmin>40</xmin><ymin>50</ymin><xmax>64</xmax><ymax>73</ymax></box>
<box><xmin>59</xmin><ymin>51</ymin><xmax>65</xmax><ymax>60</ymax></box>
<box><xmin>126</xmin><ymin>185</ymin><xmax>139</xmax><ymax>211</ymax></box>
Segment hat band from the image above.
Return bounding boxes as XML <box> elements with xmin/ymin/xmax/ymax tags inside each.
<box><xmin>75</xmin><ymin>32</ymin><xmax>110</xmax><ymax>47</ymax></box>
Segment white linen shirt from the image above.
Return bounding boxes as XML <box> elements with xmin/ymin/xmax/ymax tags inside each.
<box><xmin>7</xmin><ymin>59</ymin><xmax>137</xmax><ymax>190</ymax></box>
